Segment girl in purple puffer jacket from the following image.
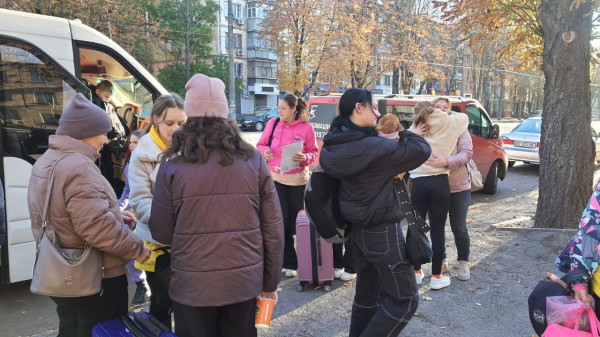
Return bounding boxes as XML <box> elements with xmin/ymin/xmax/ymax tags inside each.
<box><xmin>256</xmin><ymin>94</ymin><xmax>318</xmax><ymax>278</ymax></box>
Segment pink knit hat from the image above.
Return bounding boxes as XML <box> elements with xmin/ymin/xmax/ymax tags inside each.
<box><xmin>184</xmin><ymin>74</ymin><xmax>229</xmax><ymax>119</ymax></box>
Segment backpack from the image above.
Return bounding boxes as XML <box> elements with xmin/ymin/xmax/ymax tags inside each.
<box><xmin>528</xmin><ymin>275</ymin><xmax>572</xmax><ymax>336</ymax></box>
<box><xmin>304</xmin><ymin>165</ymin><xmax>349</xmax><ymax>243</ymax></box>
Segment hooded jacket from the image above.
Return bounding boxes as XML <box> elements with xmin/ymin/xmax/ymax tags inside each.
<box><xmin>409</xmin><ymin>109</ymin><xmax>469</xmax><ymax>178</ymax></box>
<box><xmin>149</xmin><ymin>149</ymin><xmax>284</xmax><ymax>307</ymax></box>
<box><xmin>27</xmin><ymin>135</ymin><xmax>145</xmax><ymax>278</ymax></box>
<box><xmin>447</xmin><ymin>131</ymin><xmax>473</xmax><ymax>193</ymax></box>
<box><xmin>320</xmin><ymin>119</ymin><xmax>431</xmax><ymax>227</ymax></box>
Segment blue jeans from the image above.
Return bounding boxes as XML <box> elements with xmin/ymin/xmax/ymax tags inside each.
<box><xmin>449</xmin><ymin>190</ymin><xmax>471</xmax><ymax>261</ymax></box>
<box><xmin>349</xmin><ymin>222</ymin><xmax>418</xmax><ymax>337</ymax></box>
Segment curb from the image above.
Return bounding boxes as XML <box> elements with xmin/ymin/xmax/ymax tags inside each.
<box><xmin>489</xmin><ymin>217</ymin><xmax>575</xmax><ymax>232</ymax></box>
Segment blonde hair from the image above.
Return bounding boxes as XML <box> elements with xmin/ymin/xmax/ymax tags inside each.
<box><xmin>413</xmin><ymin>101</ymin><xmax>435</xmax><ymax>127</ymax></box>
<box><xmin>431</xmin><ymin>97</ymin><xmax>450</xmax><ymax>108</ymax></box>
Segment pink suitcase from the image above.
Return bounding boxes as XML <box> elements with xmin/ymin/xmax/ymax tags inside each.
<box><xmin>296</xmin><ymin>210</ymin><xmax>334</xmax><ymax>292</ymax></box>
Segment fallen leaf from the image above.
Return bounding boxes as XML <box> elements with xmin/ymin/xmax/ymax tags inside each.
<box><xmin>440</xmin><ymin>327</ymin><xmax>446</xmax><ymax>329</ymax></box>
<box><xmin>495</xmin><ymin>284</ymin><xmax>502</xmax><ymax>287</ymax></box>
<box><xmin>467</xmin><ymin>220</ymin><xmax>474</xmax><ymax>224</ymax></box>
<box><xmin>21</xmin><ymin>311</ymin><xmax>26</xmax><ymax>314</ymax></box>
<box><xmin>475</xmin><ymin>303</ymin><xmax>482</xmax><ymax>306</ymax></box>
<box><xmin>423</xmin><ymin>296</ymin><xmax>433</xmax><ymax>301</ymax></box>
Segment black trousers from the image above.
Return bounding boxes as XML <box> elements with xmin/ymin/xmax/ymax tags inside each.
<box><xmin>50</xmin><ymin>274</ymin><xmax>128</xmax><ymax>337</ymax></box>
<box><xmin>410</xmin><ymin>175</ymin><xmax>451</xmax><ymax>275</ymax></box>
<box><xmin>274</xmin><ymin>182</ymin><xmax>305</xmax><ymax>270</ymax></box>
<box><xmin>349</xmin><ymin>222</ymin><xmax>418</xmax><ymax>337</ymax></box>
<box><xmin>173</xmin><ymin>298</ymin><xmax>257</xmax><ymax>337</ymax></box>
<box><xmin>333</xmin><ymin>239</ymin><xmax>356</xmax><ymax>273</ymax></box>
<box><xmin>146</xmin><ymin>253</ymin><xmax>173</xmax><ymax>330</ymax></box>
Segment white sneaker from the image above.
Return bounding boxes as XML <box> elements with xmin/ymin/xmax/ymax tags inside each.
<box><xmin>333</xmin><ymin>268</ymin><xmax>344</xmax><ymax>279</ymax></box>
<box><xmin>340</xmin><ymin>272</ymin><xmax>357</xmax><ymax>281</ymax></box>
<box><xmin>458</xmin><ymin>261</ymin><xmax>470</xmax><ymax>281</ymax></box>
<box><xmin>415</xmin><ymin>271</ymin><xmax>424</xmax><ymax>285</ymax></box>
<box><xmin>430</xmin><ymin>275</ymin><xmax>451</xmax><ymax>290</ymax></box>
<box><xmin>285</xmin><ymin>269</ymin><xmax>297</xmax><ymax>278</ymax></box>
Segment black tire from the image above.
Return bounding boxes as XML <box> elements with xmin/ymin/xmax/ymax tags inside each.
<box><xmin>508</xmin><ymin>161</ymin><xmax>515</xmax><ymax>168</ymax></box>
<box><xmin>323</xmin><ymin>285</ymin><xmax>331</xmax><ymax>292</ymax></box>
<box><xmin>255</xmin><ymin>122</ymin><xmax>264</xmax><ymax>132</ymax></box>
<box><xmin>483</xmin><ymin>161</ymin><xmax>499</xmax><ymax>194</ymax></box>
<box><xmin>296</xmin><ymin>284</ymin><xmax>304</xmax><ymax>292</ymax></box>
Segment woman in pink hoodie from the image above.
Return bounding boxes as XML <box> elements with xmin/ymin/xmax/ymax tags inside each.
<box><xmin>256</xmin><ymin>94</ymin><xmax>318</xmax><ymax>277</ymax></box>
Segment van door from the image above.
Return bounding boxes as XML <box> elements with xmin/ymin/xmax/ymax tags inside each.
<box><xmin>466</xmin><ymin>103</ymin><xmax>494</xmax><ymax>178</ymax></box>
<box><xmin>0</xmin><ymin>36</ymin><xmax>90</xmax><ymax>284</ymax></box>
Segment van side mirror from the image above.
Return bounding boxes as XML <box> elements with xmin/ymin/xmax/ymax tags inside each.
<box><xmin>491</xmin><ymin>124</ymin><xmax>500</xmax><ymax>139</ymax></box>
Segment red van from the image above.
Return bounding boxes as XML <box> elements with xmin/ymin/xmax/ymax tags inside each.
<box><xmin>307</xmin><ymin>94</ymin><xmax>508</xmax><ymax>194</ymax></box>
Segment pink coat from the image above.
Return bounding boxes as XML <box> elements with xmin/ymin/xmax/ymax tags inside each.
<box><xmin>447</xmin><ymin>131</ymin><xmax>473</xmax><ymax>193</ymax></box>
<box><xmin>256</xmin><ymin>118</ymin><xmax>319</xmax><ymax>175</ymax></box>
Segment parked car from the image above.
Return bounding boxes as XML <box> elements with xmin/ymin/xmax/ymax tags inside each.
<box><xmin>502</xmin><ymin>117</ymin><xmax>600</xmax><ymax>166</ymax></box>
<box><xmin>307</xmin><ymin>94</ymin><xmax>508</xmax><ymax>194</ymax></box>
<box><xmin>238</xmin><ymin>108</ymin><xmax>279</xmax><ymax>131</ymax></box>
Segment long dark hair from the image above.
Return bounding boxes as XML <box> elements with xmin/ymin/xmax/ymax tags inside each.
<box><xmin>281</xmin><ymin>93</ymin><xmax>308</xmax><ymax>122</ymax></box>
<box><xmin>330</xmin><ymin>88</ymin><xmax>373</xmax><ymax>131</ymax></box>
<box><xmin>165</xmin><ymin>117</ymin><xmax>254</xmax><ymax>166</ymax></box>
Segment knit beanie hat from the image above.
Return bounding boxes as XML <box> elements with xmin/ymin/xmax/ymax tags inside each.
<box><xmin>56</xmin><ymin>93</ymin><xmax>112</xmax><ymax>139</ymax></box>
<box><xmin>184</xmin><ymin>74</ymin><xmax>229</xmax><ymax>119</ymax></box>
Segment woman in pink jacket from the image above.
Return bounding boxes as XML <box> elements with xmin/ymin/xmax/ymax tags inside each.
<box><xmin>424</xmin><ymin>97</ymin><xmax>473</xmax><ymax>282</ymax></box>
<box><xmin>256</xmin><ymin>94</ymin><xmax>318</xmax><ymax>277</ymax></box>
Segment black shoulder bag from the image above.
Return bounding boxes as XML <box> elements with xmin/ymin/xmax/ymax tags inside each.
<box><xmin>395</xmin><ymin>179</ymin><xmax>432</xmax><ymax>266</ymax></box>
<box><xmin>267</xmin><ymin>118</ymin><xmax>280</xmax><ymax>147</ymax></box>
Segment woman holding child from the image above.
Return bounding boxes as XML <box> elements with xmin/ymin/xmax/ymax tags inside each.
<box><xmin>320</xmin><ymin>88</ymin><xmax>431</xmax><ymax>336</ymax></box>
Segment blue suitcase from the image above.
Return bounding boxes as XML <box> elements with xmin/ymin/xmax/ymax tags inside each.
<box><xmin>92</xmin><ymin>311</ymin><xmax>177</xmax><ymax>337</ymax></box>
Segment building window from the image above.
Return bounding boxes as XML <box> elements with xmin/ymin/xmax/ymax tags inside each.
<box><xmin>0</xmin><ymin>90</ymin><xmax>12</xmax><ymax>102</ymax></box>
<box><xmin>384</xmin><ymin>75</ymin><xmax>391</xmax><ymax>86</ymax></box>
<box><xmin>34</xmin><ymin>92</ymin><xmax>56</xmax><ymax>105</ymax></box>
<box><xmin>233</xmin><ymin>3</ymin><xmax>243</xmax><ymax>19</ymax></box>
<box><xmin>376</xmin><ymin>77</ymin><xmax>381</xmax><ymax>86</ymax></box>
<box><xmin>235</xmin><ymin>63</ymin><xmax>243</xmax><ymax>78</ymax></box>
<box><xmin>30</xmin><ymin>70</ymin><xmax>48</xmax><ymax>82</ymax></box>
<box><xmin>234</xmin><ymin>34</ymin><xmax>243</xmax><ymax>49</ymax></box>
<box><xmin>247</xmin><ymin>7</ymin><xmax>256</xmax><ymax>18</ymax></box>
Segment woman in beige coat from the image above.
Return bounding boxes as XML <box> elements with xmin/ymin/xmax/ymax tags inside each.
<box><xmin>27</xmin><ymin>93</ymin><xmax>150</xmax><ymax>337</ymax></box>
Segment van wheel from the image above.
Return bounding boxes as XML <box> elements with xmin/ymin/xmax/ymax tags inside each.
<box><xmin>255</xmin><ymin>122</ymin><xmax>264</xmax><ymax>132</ymax></box>
<box><xmin>508</xmin><ymin>161</ymin><xmax>515</xmax><ymax>168</ymax></box>
<box><xmin>483</xmin><ymin>162</ymin><xmax>499</xmax><ymax>194</ymax></box>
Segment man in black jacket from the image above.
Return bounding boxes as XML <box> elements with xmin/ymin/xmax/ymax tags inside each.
<box><xmin>91</xmin><ymin>80</ymin><xmax>130</xmax><ymax>195</ymax></box>
<box><xmin>320</xmin><ymin>89</ymin><xmax>431</xmax><ymax>337</ymax></box>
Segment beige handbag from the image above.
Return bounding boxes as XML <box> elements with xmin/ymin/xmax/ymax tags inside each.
<box><xmin>468</xmin><ymin>159</ymin><xmax>484</xmax><ymax>192</ymax></box>
<box><xmin>30</xmin><ymin>154</ymin><xmax>104</xmax><ymax>297</ymax></box>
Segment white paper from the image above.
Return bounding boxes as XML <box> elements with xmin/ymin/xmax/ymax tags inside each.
<box><xmin>280</xmin><ymin>141</ymin><xmax>304</xmax><ymax>174</ymax></box>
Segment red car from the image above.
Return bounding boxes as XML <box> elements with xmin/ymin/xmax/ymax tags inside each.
<box><xmin>307</xmin><ymin>94</ymin><xmax>508</xmax><ymax>194</ymax></box>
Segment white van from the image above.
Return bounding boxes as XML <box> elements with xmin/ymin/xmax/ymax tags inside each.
<box><xmin>0</xmin><ymin>9</ymin><xmax>169</xmax><ymax>284</ymax></box>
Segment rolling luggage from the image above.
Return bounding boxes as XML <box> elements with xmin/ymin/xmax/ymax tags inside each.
<box><xmin>296</xmin><ymin>210</ymin><xmax>334</xmax><ymax>292</ymax></box>
<box><xmin>92</xmin><ymin>311</ymin><xmax>177</xmax><ymax>337</ymax></box>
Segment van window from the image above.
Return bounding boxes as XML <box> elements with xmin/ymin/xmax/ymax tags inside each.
<box><xmin>466</xmin><ymin>104</ymin><xmax>491</xmax><ymax>139</ymax></box>
<box><xmin>78</xmin><ymin>47</ymin><xmax>154</xmax><ymax>125</ymax></box>
<box><xmin>308</xmin><ymin>103</ymin><xmax>337</xmax><ymax>140</ymax></box>
<box><xmin>0</xmin><ymin>39</ymin><xmax>89</xmax><ymax>162</ymax></box>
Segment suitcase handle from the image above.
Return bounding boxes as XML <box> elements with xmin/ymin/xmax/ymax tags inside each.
<box><xmin>133</xmin><ymin>315</ymin><xmax>168</xmax><ymax>337</ymax></box>
<box><xmin>120</xmin><ymin>316</ymin><xmax>148</xmax><ymax>337</ymax></box>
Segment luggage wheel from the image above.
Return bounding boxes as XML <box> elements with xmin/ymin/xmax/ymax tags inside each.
<box><xmin>323</xmin><ymin>284</ymin><xmax>332</xmax><ymax>292</ymax></box>
<box><xmin>296</xmin><ymin>283</ymin><xmax>305</xmax><ymax>292</ymax></box>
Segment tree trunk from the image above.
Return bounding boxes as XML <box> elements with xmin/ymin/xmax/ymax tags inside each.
<box><xmin>392</xmin><ymin>66</ymin><xmax>399</xmax><ymax>95</ymax></box>
<box><xmin>499</xmin><ymin>73</ymin><xmax>505</xmax><ymax>119</ymax></box>
<box><xmin>535</xmin><ymin>0</ymin><xmax>593</xmax><ymax>229</ymax></box>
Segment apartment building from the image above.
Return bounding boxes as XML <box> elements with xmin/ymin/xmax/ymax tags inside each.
<box><xmin>211</xmin><ymin>0</ymin><xmax>279</xmax><ymax>115</ymax></box>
